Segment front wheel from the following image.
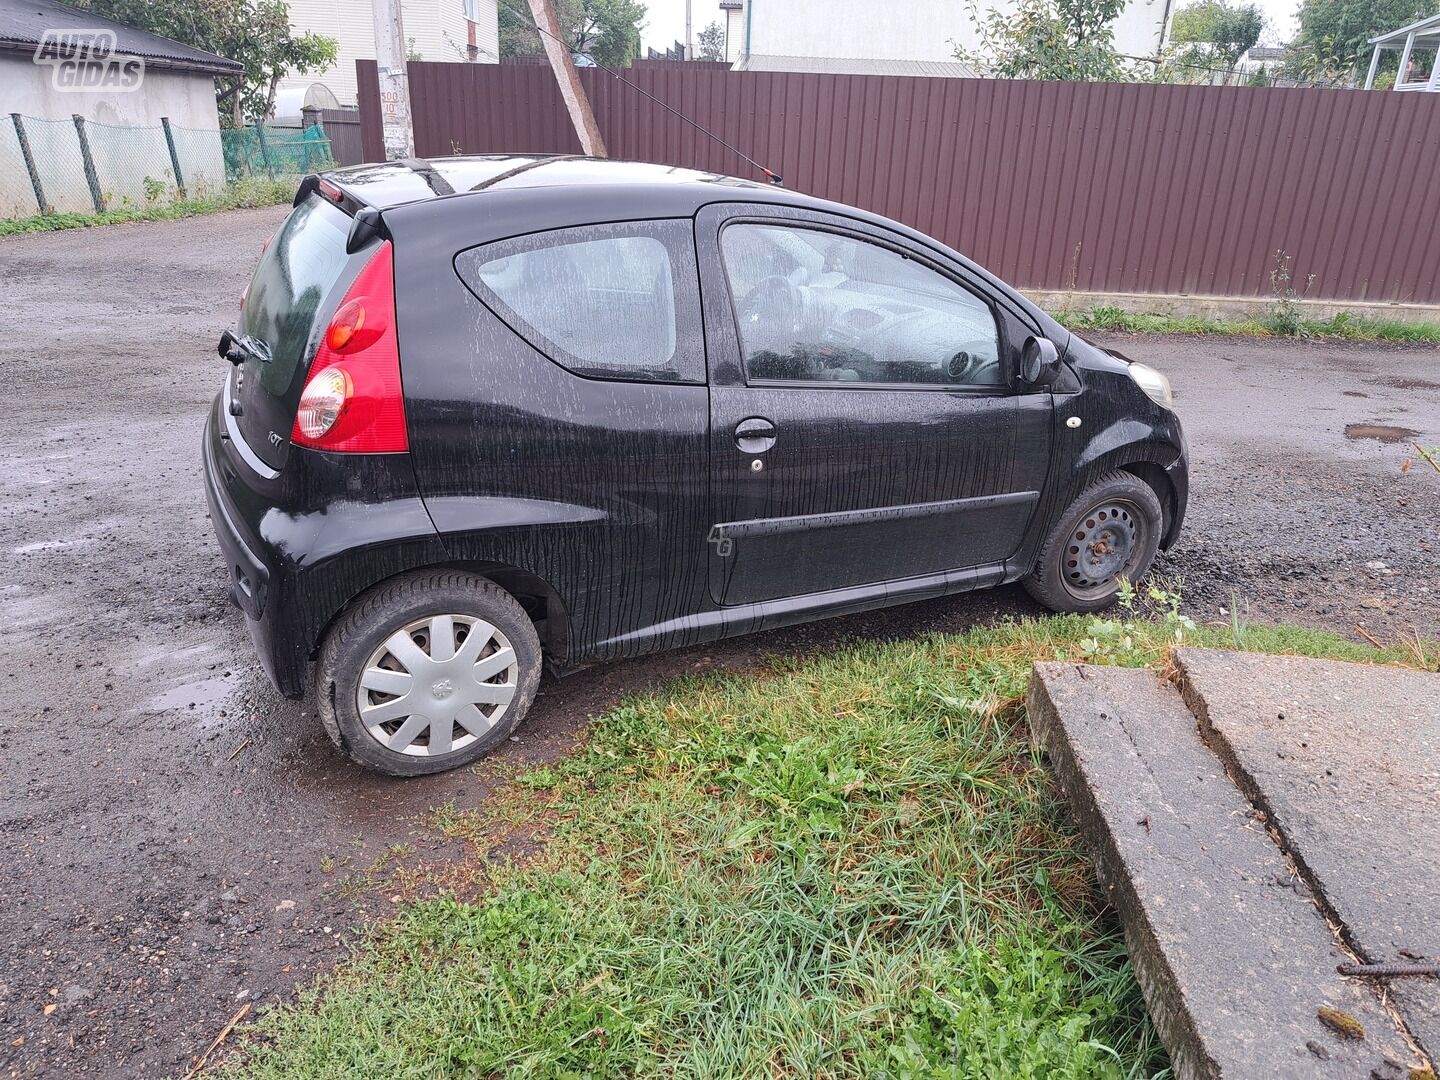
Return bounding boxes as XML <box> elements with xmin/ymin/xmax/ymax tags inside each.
<box><xmin>316</xmin><ymin>571</ymin><xmax>542</xmax><ymax>776</ymax></box>
<box><xmin>1023</xmin><ymin>473</ymin><xmax>1163</xmax><ymax>613</ymax></box>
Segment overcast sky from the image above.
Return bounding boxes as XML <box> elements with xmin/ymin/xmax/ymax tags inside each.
<box><xmin>639</xmin><ymin>0</ymin><xmax>1302</xmax><ymax>54</ymax></box>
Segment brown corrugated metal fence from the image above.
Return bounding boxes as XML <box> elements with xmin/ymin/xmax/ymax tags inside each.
<box><xmin>359</xmin><ymin>61</ymin><xmax>1440</xmax><ymax>304</ymax></box>
<box><xmin>356</xmin><ymin>60</ymin><xmax>385</xmax><ymax>165</ymax></box>
<box><xmin>317</xmin><ymin>109</ymin><xmax>365</xmax><ymax>166</ymax></box>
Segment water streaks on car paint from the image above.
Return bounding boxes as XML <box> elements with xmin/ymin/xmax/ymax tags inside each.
<box><xmin>205</xmin><ymin>158</ymin><xmax>1187</xmax><ymax>735</ymax></box>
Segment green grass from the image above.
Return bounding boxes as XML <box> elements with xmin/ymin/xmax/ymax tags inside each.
<box><xmin>0</xmin><ymin>177</ymin><xmax>294</xmax><ymax>235</ymax></box>
<box><xmin>1058</xmin><ymin>304</ymin><xmax>1440</xmax><ymax>344</ymax></box>
<box><xmin>226</xmin><ymin>615</ymin><xmax>1426</xmax><ymax>1079</ymax></box>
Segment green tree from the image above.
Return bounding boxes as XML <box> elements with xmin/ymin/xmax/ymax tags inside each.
<box><xmin>1287</xmin><ymin>0</ymin><xmax>1429</xmax><ymax>82</ymax></box>
<box><xmin>1169</xmin><ymin>0</ymin><xmax>1263</xmax><ymax>65</ymax></box>
<box><xmin>697</xmin><ymin>20</ymin><xmax>726</xmax><ymax>61</ymax></box>
<box><xmin>77</xmin><ymin>0</ymin><xmax>335</xmax><ymax>124</ymax></box>
<box><xmin>499</xmin><ymin>0</ymin><xmax>645</xmax><ymax>68</ymax></box>
<box><xmin>955</xmin><ymin>0</ymin><xmax>1133</xmax><ymax>80</ymax></box>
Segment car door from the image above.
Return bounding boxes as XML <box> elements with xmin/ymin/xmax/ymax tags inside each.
<box><xmin>402</xmin><ymin>214</ymin><xmax>714</xmax><ymax>661</ymax></box>
<box><xmin>697</xmin><ymin>203</ymin><xmax>1053</xmax><ymax>607</ymax></box>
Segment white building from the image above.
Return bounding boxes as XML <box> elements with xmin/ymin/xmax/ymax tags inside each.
<box><xmin>275</xmin><ymin>0</ymin><xmax>499</xmax><ymax>110</ymax></box>
<box><xmin>0</xmin><ymin>0</ymin><xmax>237</xmax><ymax>128</ymax></box>
<box><xmin>0</xmin><ymin>0</ymin><xmax>237</xmax><ymax>216</ymax></box>
<box><xmin>717</xmin><ymin>0</ymin><xmax>1170</xmax><ymax>76</ymax></box>
<box><xmin>719</xmin><ymin>0</ymin><xmax>745</xmax><ymax>62</ymax></box>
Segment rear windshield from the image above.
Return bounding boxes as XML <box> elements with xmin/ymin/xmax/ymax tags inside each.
<box><xmin>240</xmin><ymin>196</ymin><xmax>351</xmax><ymax>396</ymax></box>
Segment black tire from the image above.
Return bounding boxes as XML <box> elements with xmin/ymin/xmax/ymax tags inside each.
<box><xmin>316</xmin><ymin>570</ymin><xmax>542</xmax><ymax>777</ymax></box>
<box><xmin>1023</xmin><ymin>473</ymin><xmax>1163</xmax><ymax>613</ymax></box>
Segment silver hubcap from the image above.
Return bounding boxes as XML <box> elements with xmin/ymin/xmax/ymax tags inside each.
<box><xmin>1064</xmin><ymin>500</ymin><xmax>1145</xmax><ymax>598</ymax></box>
<box><xmin>356</xmin><ymin>615</ymin><xmax>519</xmax><ymax>758</ymax></box>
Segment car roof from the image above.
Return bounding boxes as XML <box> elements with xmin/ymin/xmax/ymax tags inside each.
<box><xmin>327</xmin><ymin>154</ymin><xmax>1062</xmax><ymax>338</ymax></box>
<box><xmin>324</xmin><ymin>154</ymin><xmax>811</xmax><ymax>214</ymax></box>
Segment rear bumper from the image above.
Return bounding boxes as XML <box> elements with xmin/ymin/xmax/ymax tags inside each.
<box><xmin>203</xmin><ymin>433</ymin><xmax>269</xmax><ymax>620</ymax></box>
<box><xmin>202</xmin><ymin>401</ymin><xmax>297</xmax><ymax>696</ymax></box>
<box><xmin>202</xmin><ymin>390</ymin><xmax>449</xmax><ymax>699</ymax></box>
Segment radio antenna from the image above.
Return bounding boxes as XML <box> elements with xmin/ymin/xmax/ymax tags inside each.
<box><xmin>506</xmin><ymin>4</ymin><xmax>783</xmax><ymax>186</ymax></box>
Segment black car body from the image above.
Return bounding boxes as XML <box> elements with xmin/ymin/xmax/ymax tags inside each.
<box><xmin>204</xmin><ymin>156</ymin><xmax>1187</xmax><ymax>775</ymax></box>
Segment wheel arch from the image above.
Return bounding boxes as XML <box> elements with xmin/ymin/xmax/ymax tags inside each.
<box><xmin>307</xmin><ymin>560</ymin><xmax>571</xmax><ymax>668</ymax></box>
<box><xmin>1116</xmin><ymin>461</ymin><xmax>1180</xmax><ymax>550</ymax></box>
<box><xmin>1064</xmin><ymin>431</ymin><xmax>1185</xmax><ymax>553</ymax></box>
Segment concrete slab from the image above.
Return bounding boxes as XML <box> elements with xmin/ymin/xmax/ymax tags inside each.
<box><xmin>1029</xmin><ymin>662</ymin><xmax>1419</xmax><ymax>1079</ymax></box>
<box><xmin>1175</xmin><ymin>648</ymin><xmax>1440</xmax><ymax>1061</ymax></box>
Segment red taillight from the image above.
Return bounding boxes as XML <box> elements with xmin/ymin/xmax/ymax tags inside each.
<box><xmin>291</xmin><ymin>241</ymin><xmax>408</xmax><ymax>453</ymax></box>
<box><xmin>325</xmin><ymin>298</ymin><xmax>378</xmax><ymax>352</ymax></box>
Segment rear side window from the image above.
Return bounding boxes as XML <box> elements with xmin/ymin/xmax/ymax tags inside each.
<box><xmin>241</xmin><ymin>196</ymin><xmax>351</xmax><ymax>396</ymax></box>
<box><xmin>456</xmin><ymin>220</ymin><xmax>704</xmax><ymax>383</ymax></box>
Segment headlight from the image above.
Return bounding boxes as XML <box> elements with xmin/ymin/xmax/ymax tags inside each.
<box><xmin>1128</xmin><ymin>362</ymin><xmax>1173</xmax><ymax>410</ymax></box>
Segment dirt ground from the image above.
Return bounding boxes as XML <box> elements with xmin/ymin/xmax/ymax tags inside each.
<box><xmin>1</xmin><ymin>207</ymin><xmax>1436</xmax><ymax>1078</ymax></box>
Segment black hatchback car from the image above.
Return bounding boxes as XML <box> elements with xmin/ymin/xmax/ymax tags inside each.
<box><xmin>204</xmin><ymin>156</ymin><xmax>1187</xmax><ymax>776</ymax></box>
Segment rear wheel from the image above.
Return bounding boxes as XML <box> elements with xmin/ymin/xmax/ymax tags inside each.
<box><xmin>1023</xmin><ymin>473</ymin><xmax>1163</xmax><ymax>613</ymax></box>
<box><xmin>317</xmin><ymin>571</ymin><xmax>542</xmax><ymax>776</ymax></box>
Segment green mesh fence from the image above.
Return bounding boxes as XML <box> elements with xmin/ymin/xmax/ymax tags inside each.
<box><xmin>1</xmin><ymin>114</ymin><xmax>333</xmax><ymax>219</ymax></box>
<box><xmin>222</xmin><ymin>125</ymin><xmax>333</xmax><ymax>180</ymax></box>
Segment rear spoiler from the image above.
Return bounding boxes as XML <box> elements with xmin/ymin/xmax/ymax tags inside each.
<box><xmin>294</xmin><ymin>174</ymin><xmax>386</xmax><ymax>254</ymax></box>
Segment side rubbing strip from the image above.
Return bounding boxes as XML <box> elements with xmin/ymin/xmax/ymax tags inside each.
<box><xmin>712</xmin><ymin>491</ymin><xmax>1040</xmax><ymax>541</ymax></box>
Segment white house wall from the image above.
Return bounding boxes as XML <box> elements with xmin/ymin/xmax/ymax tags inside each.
<box><xmin>724</xmin><ymin>8</ymin><xmax>743</xmax><ymax>62</ymax></box>
<box><xmin>276</xmin><ymin>0</ymin><xmax>497</xmax><ymax>108</ymax></box>
<box><xmin>2</xmin><ymin>52</ymin><xmax>222</xmax><ymax>127</ymax></box>
<box><xmin>734</xmin><ymin>0</ymin><xmax>1167</xmax><ymax>66</ymax></box>
<box><xmin>1</xmin><ymin>53</ymin><xmax>226</xmax><ymax>216</ymax></box>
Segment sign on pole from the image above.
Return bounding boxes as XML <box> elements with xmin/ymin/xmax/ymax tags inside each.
<box><xmin>373</xmin><ymin>0</ymin><xmax>414</xmax><ymax>159</ymax></box>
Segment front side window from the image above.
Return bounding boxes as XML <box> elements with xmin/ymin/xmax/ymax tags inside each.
<box><xmin>721</xmin><ymin>223</ymin><xmax>1004</xmax><ymax>388</ymax></box>
<box><xmin>456</xmin><ymin>220</ymin><xmax>702</xmax><ymax>383</ymax></box>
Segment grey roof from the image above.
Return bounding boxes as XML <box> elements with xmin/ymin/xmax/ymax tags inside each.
<box><xmin>1244</xmin><ymin>46</ymin><xmax>1287</xmax><ymax>60</ymax></box>
<box><xmin>733</xmin><ymin>52</ymin><xmax>982</xmax><ymax>78</ymax></box>
<box><xmin>0</xmin><ymin>0</ymin><xmax>243</xmax><ymax>74</ymax></box>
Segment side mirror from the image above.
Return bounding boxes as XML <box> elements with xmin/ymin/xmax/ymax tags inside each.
<box><xmin>1021</xmin><ymin>336</ymin><xmax>1062</xmax><ymax>387</ymax></box>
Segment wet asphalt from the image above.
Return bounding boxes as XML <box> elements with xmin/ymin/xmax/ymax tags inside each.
<box><xmin>1</xmin><ymin>207</ymin><xmax>1436</xmax><ymax>1078</ymax></box>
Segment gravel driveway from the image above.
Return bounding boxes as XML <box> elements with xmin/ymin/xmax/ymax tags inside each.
<box><xmin>2</xmin><ymin>208</ymin><xmax>1436</xmax><ymax>1078</ymax></box>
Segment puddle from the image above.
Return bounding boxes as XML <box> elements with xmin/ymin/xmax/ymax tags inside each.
<box><xmin>143</xmin><ymin>673</ymin><xmax>237</xmax><ymax>725</ymax></box>
<box><xmin>1344</xmin><ymin>423</ymin><xmax>1419</xmax><ymax>444</ymax></box>
<box><xmin>133</xmin><ymin>640</ymin><xmax>240</xmax><ymax>728</ymax></box>
<box><xmin>1342</xmin><ymin>391</ymin><xmax>1368</xmax><ymax>398</ymax></box>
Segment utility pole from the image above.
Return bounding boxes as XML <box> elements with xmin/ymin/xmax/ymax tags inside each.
<box><xmin>685</xmin><ymin>0</ymin><xmax>693</xmax><ymax>59</ymax></box>
<box><xmin>372</xmin><ymin>0</ymin><xmax>413</xmax><ymax>159</ymax></box>
<box><xmin>527</xmin><ymin>0</ymin><xmax>607</xmax><ymax>157</ymax></box>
